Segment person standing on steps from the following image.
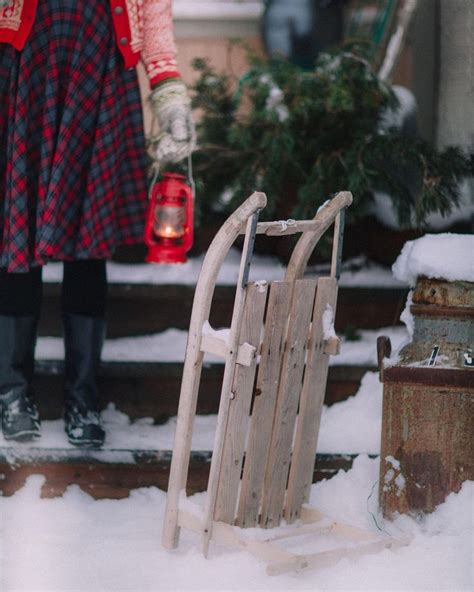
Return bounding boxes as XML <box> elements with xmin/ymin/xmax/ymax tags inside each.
<box><xmin>0</xmin><ymin>0</ymin><xmax>195</xmax><ymax>448</ymax></box>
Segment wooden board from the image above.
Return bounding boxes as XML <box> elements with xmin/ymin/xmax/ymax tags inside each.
<box><xmin>214</xmin><ymin>282</ymin><xmax>268</xmax><ymax>523</ymax></box>
<box><xmin>285</xmin><ymin>277</ymin><xmax>339</xmax><ymax>523</ymax></box>
<box><xmin>201</xmin><ymin>210</ymin><xmax>263</xmax><ymax>556</ymax></box>
<box><xmin>260</xmin><ymin>280</ymin><xmax>317</xmax><ymax>528</ymax></box>
<box><xmin>236</xmin><ymin>281</ymin><xmax>293</xmax><ymax>527</ymax></box>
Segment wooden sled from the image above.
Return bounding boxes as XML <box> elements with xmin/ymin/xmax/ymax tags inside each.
<box><xmin>162</xmin><ymin>191</ymin><xmax>408</xmax><ymax>575</ymax></box>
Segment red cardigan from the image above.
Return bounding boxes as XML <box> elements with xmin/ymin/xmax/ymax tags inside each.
<box><xmin>0</xmin><ymin>0</ymin><xmax>180</xmax><ymax>87</ymax></box>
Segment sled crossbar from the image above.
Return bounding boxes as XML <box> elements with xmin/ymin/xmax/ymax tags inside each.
<box><xmin>162</xmin><ymin>190</ymin><xmax>409</xmax><ymax>574</ymax></box>
<box><xmin>246</xmin><ymin>219</ymin><xmax>327</xmax><ymax>236</ymax></box>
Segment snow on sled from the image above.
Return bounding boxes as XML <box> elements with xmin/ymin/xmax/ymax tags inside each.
<box><xmin>162</xmin><ymin>191</ymin><xmax>409</xmax><ymax>575</ymax></box>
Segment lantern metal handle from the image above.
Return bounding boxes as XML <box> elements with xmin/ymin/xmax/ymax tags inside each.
<box><xmin>148</xmin><ymin>154</ymin><xmax>195</xmax><ymax>202</ymax></box>
<box><xmin>186</xmin><ymin>153</ymin><xmax>196</xmax><ymax>201</ymax></box>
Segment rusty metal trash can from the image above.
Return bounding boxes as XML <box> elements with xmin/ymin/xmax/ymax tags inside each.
<box><xmin>378</xmin><ymin>276</ymin><xmax>474</xmax><ymax>518</ymax></box>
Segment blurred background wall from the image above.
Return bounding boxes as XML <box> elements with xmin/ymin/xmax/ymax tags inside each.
<box><xmin>436</xmin><ymin>0</ymin><xmax>473</xmax><ymax>151</ymax></box>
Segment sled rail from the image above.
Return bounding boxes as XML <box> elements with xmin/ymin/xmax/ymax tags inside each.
<box><xmin>162</xmin><ymin>191</ymin><xmax>266</xmax><ymax>550</ymax></box>
<box><xmin>176</xmin><ymin>506</ymin><xmax>410</xmax><ymax>577</ymax></box>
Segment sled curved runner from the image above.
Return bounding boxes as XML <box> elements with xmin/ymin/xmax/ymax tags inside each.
<box><xmin>162</xmin><ymin>191</ymin><xmax>407</xmax><ymax>574</ymax></box>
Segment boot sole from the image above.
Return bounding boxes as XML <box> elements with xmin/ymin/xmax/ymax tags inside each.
<box><xmin>67</xmin><ymin>437</ymin><xmax>105</xmax><ymax>449</ymax></box>
<box><xmin>3</xmin><ymin>430</ymin><xmax>41</xmax><ymax>442</ymax></box>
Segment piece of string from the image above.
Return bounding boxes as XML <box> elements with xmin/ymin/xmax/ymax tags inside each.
<box><xmin>277</xmin><ymin>218</ymin><xmax>296</xmax><ymax>232</ymax></box>
<box><xmin>366</xmin><ymin>479</ymin><xmax>391</xmax><ymax>536</ymax></box>
<box><xmin>148</xmin><ymin>155</ymin><xmax>195</xmax><ymax>202</ymax></box>
<box><xmin>147</xmin><ymin>111</ymin><xmax>160</xmax><ymax>201</ymax></box>
<box><xmin>148</xmin><ymin>163</ymin><xmax>160</xmax><ymax>201</ymax></box>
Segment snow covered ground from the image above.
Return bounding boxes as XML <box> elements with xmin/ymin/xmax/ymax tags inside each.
<box><xmin>1</xmin><ymin>369</ymin><xmax>472</xmax><ymax>590</ymax></box>
<box><xmin>1</xmin><ymin>457</ymin><xmax>472</xmax><ymax>591</ymax></box>
<box><xmin>0</xmin><ymin>362</ymin><xmax>468</xmax><ymax>592</ymax></box>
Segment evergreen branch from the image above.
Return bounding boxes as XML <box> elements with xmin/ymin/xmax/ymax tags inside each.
<box><xmin>190</xmin><ymin>46</ymin><xmax>472</xmax><ymax>230</ymax></box>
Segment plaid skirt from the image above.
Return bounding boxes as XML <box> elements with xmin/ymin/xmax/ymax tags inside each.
<box><xmin>0</xmin><ymin>0</ymin><xmax>149</xmax><ymax>272</ymax></box>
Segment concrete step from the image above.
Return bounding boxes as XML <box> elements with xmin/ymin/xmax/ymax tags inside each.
<box><xmin>39</xmin><ymin>283</ymin><xmax>408</xmax><ymax>337</ymax></box>
<box><xmin>34</xmin><ymin>360</ymin><xmax>373</xmax><ymax>420</ymax></box>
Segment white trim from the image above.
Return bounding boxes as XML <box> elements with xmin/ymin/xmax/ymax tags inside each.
<box><xmin>173</xmin><ymin>1</ymin><xmax>264</xmax><ymax>22</ymax></box>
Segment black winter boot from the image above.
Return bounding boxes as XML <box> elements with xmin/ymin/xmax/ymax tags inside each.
<box><xmin>0</xmin><ymin>315</ymin><xmax>41</xmax><ymax>441</ymax></box>
<box><xmin>63</xmin><ymin>313</ymin><xmax>106</xmax><ymax>449</ymax></box>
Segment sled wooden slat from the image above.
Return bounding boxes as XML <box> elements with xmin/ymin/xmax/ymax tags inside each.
<box><xmin>236</xmin><ymin>281</ymin><xmax>293</xmax><ymax>528</ymax></box>
<box><xmin>214</xmin><ymin>282</ymin><xmax>268</xmax><ymax>524</ymax></box>
<box><xmin>201</xmin><ymin>211</ymin><xmax>262</xmax><ymax>556</ymax></box>
<box><xmin>260</xmin><ymin>279</ymin><xmax>317</xmax><ymax>529</ymax></box>
<box><xmin>284</xmin><ymin>277</ymin><xmax>339</xmax><ymax>523</ymax></box>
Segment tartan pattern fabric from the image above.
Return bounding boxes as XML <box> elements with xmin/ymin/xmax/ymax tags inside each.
<box><xmin>0</xmin><ymin>0</ymin><xmax>149</xmax><ymax>272</ymax></box>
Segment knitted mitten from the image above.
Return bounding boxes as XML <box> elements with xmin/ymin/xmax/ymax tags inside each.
<box><xmin>149</xmin><ymin>79</ymin><xmax>196</xmax><ymax>164</ymax></box>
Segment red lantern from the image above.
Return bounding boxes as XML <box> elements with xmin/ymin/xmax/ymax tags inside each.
<box><xmin>144</xmin><ymin>172</ymin><xmax>194</xmax><ymax>264</ymax></box>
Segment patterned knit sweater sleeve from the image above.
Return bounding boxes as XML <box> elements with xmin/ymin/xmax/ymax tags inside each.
<box><xmin>142</xmin><ymin>0</ymin><xmax>181</xmax><ymax>88</ymax></box>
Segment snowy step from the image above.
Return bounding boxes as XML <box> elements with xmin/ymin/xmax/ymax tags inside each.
<box><xmin>34</xmin><ymin>360</ymin><xmax>371</xmax><ymax>420</ymax></box>
<box><xmin>39</xmin><ymin>253</ymin><xmax>408</xmax><ymax>337</ymax></box>
<box><xmin>33</xmin><ymin>327</ymin><xmax>408</xmax><ymax>419</ymax></box>
<box><xmin>39</xmin><ymin>283</ymin><xmax>408</xmax><ymax>337</ymax></box>
<box><xmin>34</xmin><ymin>360</ymin><xmax>223</xmax><ymax>420</ymax></box>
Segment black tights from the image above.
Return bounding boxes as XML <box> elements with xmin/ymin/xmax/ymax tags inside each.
<box><xmin>0</xmin><ymin>260</ymin><xmax>107</xmax><ymax>317</ymax></box>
